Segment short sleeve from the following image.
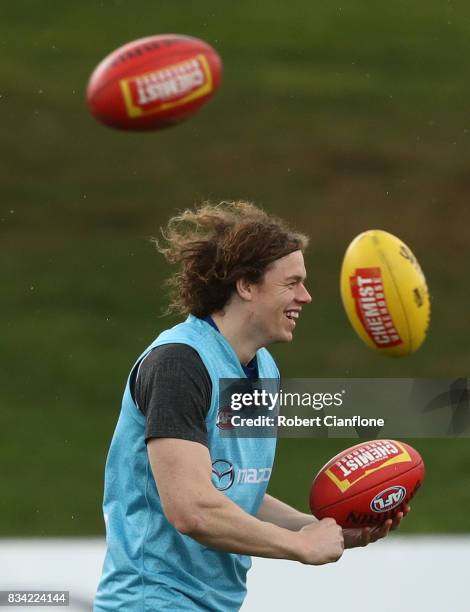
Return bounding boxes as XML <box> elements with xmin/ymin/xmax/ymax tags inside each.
<box><xmin>133</xmin><ymin>343</ymin><xmax>212</xmax><ymax>446</ymax></box>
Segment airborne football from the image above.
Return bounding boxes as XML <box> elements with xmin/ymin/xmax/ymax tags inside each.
<box><xmin>340</xmin><ymin>230</ymin><xmax>431</xmax><ymax>357</ymax></box>
<box><xmin>86</xmin><ymin>34</ymin><xmax>222</xmax><ymax>130</ymax></box>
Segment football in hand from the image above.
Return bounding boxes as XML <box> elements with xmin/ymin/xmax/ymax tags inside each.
<box><xmin>309</xmin><ymin>439</ymin><xmax>425</xmax><ymax>528</ymax></box>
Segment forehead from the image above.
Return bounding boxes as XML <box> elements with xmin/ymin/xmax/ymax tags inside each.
<box><xmin>265</xmin><ymin>250</ymin><xmax>307</xmax><ymax>279</ymax></box>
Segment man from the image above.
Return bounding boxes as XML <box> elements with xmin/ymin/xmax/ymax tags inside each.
<box><xmin>94</xmin><ymin>201</ymin><xmax>406</xmax><ymax>611</ymax></box>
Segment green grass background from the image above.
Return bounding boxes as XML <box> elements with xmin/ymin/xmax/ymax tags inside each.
<box><xmin>2</xmin><ymin>1</ymin><xmax>470</xmax><ymax>534</ymax></box>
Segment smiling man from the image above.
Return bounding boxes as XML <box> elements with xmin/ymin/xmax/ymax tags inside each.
<box><xmin>94</xmin><ymin>201</ymin><xmax>404</xmax><ymax>612</ymax></box>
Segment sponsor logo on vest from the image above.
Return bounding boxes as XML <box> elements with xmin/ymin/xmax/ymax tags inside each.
<box><xmin>237</xmin><ymin>467</ymin><xmax>272</xmax><ymax>484</ymax></box>
<box><xmin>370</xmin><ymin>485</ymin><xmax>406</xmax><ymax>513</ymax></box>
<box><xmin>211</xmin><ymin>460</ymin><xmax>234</xmax><ymax>491</ymax></box>
<box><xmin>350</xmin><ymin>267</ymin><xmax>402</xmax><ymax>348</ymax></box>
<box><xmin>211</xmin><ymin>461</ymin><xmax>272</xmax><ymax>490</ymax></box>
<box><xmin>216</xmin><ymin>408</ymin><xmax>235</xmax><ymax>429</ymax></box>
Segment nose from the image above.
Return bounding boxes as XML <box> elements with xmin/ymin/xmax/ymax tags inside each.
<box><xmin>297</xmin><ymin>283</ymin><xmax>312</xmax><ymax>304</ymax></box>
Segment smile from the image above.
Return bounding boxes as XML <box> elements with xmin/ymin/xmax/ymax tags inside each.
<box><xmin>285</xmin><ymin>310</ymin><xmax>299</xmax><ymax>320</ymax></box>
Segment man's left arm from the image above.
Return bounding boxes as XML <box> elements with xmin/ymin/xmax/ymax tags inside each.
<box><xmin>256</xmin><ymin>494</ymin><xmax>409</xmax><ymax>549</ymax></box>
<box><xmin>257</xmin><ymin>494</ymin><xmax>319</xmax><ymax>531</ymax></box>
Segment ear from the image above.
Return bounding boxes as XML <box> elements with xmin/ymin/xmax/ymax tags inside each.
<box><xmin>235</xmin><ymin>277</ymin><xmax>254</xmax><ymax>302</ymax></box>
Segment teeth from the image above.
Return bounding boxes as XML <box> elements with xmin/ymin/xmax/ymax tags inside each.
<box><xmin>285</xmin><ymin>311</ymin><xmax>299</xmax><ymax>319</ymax></box>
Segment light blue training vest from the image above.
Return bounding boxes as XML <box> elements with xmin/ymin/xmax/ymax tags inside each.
<box><xmin>94</xmin><ymin>315</ymin><xmax>279</xmax><ymax>611</ymax></box>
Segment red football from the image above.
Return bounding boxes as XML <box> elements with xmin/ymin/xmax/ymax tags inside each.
<box><xmin>309</xmin><ymin>439</ymin><xmax>425</xmax><ymax>528</ymax></box>
<box><xmin>86</xmin><ymin>34</ymin><xmax>222</xmax><ymax>130</ymax></box>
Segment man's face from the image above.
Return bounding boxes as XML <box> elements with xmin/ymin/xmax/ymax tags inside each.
<box><xmin>248</xmin><ymin>250</ymin><xmax>312</xmax><ymax>344</ymax></box>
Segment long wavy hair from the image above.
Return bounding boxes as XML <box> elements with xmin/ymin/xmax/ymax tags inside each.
<box><xmin>155</xmin><ymin>201</ymin><xmax>309</xmax><ymax>318</ymax></box>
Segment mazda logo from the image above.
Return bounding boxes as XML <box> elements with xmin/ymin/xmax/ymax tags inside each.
<box><xmin>211</xmin><ymin>459</ymin><xmax>234</xmax><ymax>491</ymax></box>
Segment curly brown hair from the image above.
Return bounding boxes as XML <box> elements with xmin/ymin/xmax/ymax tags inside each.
<box><xmin>155</xmin><ymin>201</ymin><xmax>309</xmax><ymax>318</ymax></box>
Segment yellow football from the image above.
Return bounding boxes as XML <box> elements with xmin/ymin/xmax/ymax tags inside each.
<box><xmin>340</xmin><ymin>230</ymin><xmax>430</xmax><ymax>357</ymax></box>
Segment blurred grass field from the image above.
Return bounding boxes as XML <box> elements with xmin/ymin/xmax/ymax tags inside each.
<box><xmin>2</xmin><ymin>1</ymin><xmax>470</xmax><ymax>534</ymax></box>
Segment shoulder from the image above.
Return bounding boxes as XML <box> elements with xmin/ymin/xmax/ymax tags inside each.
<box><xmin>141</xmin><ymin>343</ymin><xmax>204</xmax><ymax>370</ymax></box>
<box><xmin>131</xmin><ymin>343</ymin><xmax>212</xmax><ymax>408</ymax></box>
<box><xmin>137</xmin><ymin>343</ymin><xmax>211</xmax><ymax>388</ymax></box>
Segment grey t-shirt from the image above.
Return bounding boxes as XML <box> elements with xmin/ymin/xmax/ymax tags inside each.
<box><xmin>131</xmin><ymin>343</ymin><xmax>212</xmax><ymax>446</ymax></box>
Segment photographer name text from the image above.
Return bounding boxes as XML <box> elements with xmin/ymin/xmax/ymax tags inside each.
<box><xmin>230</xmin><ymin>415</ymin><xmax>385</xmax><ymax>428</ymax></box>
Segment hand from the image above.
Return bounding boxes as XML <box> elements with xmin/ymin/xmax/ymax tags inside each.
<box><xmin>297</xmin><ymin>517</ymin><xmax>344</xmax><ymax>565</ymax></box>
<box><xmin>343</xmin><ymin>505</ymin><xmax>411</xmax><ymax>549</ymax></box>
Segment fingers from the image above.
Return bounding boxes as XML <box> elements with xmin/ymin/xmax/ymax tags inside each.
<box><xmin>391</xmin><ymin>505</ymin><xmax>410</xmax><ymax>529</ymax></box>
<box><xmin>322</xmin><ymin>517</ymin><xmax>339</xmax><ymax>526</ymax></box>
<box><xmin>302</xmin><ymin>517</ymin><xmax>345</xmax><ymax>564</ymax></box>
<box><xmin>360</xmin><ymin>527</ymin><xmax>371</xmax><ymax>546</ymax></box>
<box><xmin>336</xmin><ymin>522</ymin><xmax>345</xmax><ymax>560</ymax></box>
<box><xmin>368</xmin><ymin>519</ymin><xmax>392</xmax><ymax>542</ymax></box>
<box><xmin>369</xmin><ymin>509</ymin><xmax>409</xmax><ymax>540</ymax></box>
<box><xmin>339</xmin><ymin>527</ymin><xmax>345</xmax><ymax>550</ymax></box>
<box><xmin>344</xmin><ymin>506</ymin><xmax>412</xmax><ymax>550</ymax></box>
<box><xmin>390</xmin><ymin>512</ymin><xmax>403</xmax><ymax>530</ymax></box>
<box><xmin>334</xmin><ymin>521</ymin><xmax>345</xmax><ymax>559</ymax></box>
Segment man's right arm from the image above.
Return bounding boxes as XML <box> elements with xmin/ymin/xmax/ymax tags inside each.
<box><xmin>148</xmin><ymin>438</ymin><xmax>344</xmax><ymax>565</ymax></box>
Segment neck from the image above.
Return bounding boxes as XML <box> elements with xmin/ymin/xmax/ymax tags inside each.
<box><xmin>211</xmin><ymin>310</ymin><xmax>261</xmax><ymax>365</ymax></box>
